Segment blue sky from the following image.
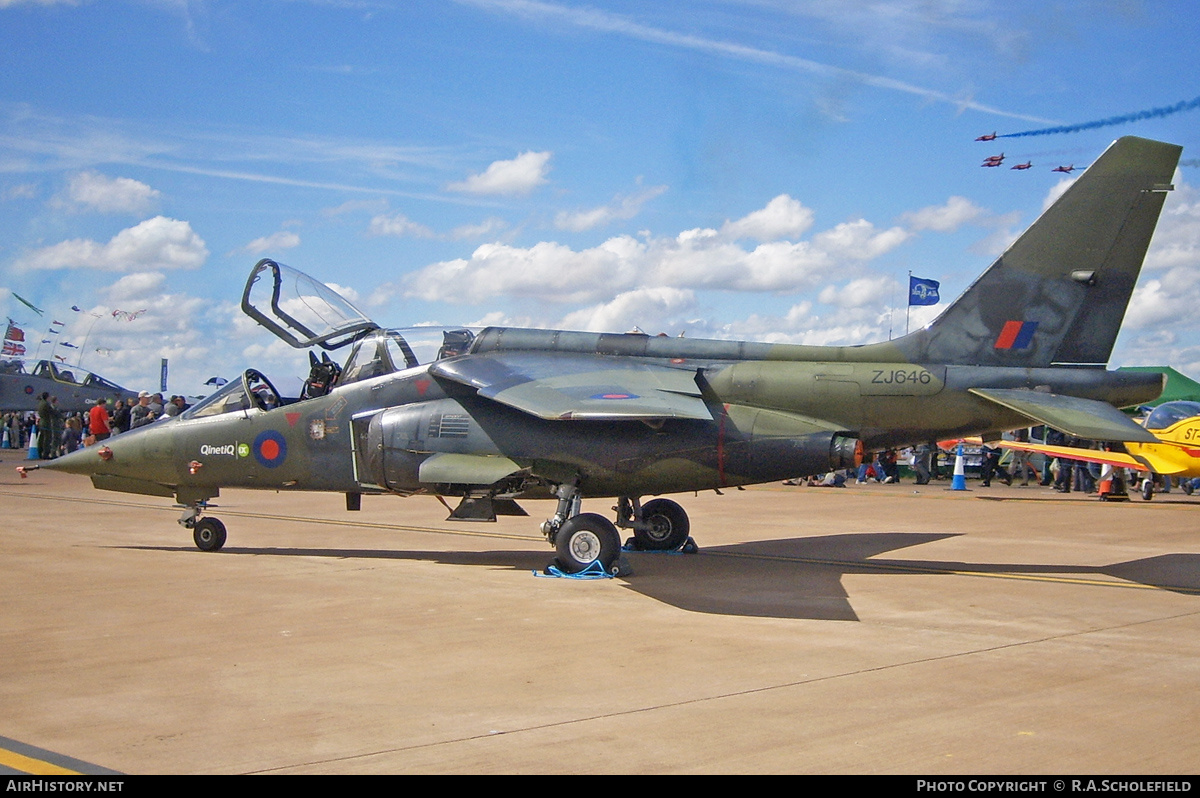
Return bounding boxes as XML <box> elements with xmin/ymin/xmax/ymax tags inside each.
<box><xmin>2</xmin><ymin>0</ymin><xmax>1199</xmax><ymax>396</ymax></box>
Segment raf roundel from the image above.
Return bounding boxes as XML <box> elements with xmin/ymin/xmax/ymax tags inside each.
<box><xmin>252</xmin><ymin>430</ymin><xmax>288</xmax><ymax>468</ymax></box>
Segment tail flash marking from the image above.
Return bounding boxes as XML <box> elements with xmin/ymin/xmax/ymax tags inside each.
<box><xmin>994</xmin><ymin>321</ymin><xmax>1039</xmax><ymax>350</ymax></box>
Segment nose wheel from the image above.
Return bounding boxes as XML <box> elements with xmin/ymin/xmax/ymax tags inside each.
<box><xmin>179</xmin><ymin>503</ymin><xmax>227</xmax><ymax>552</ymax></box>
<box><xmin>192</xmin><ymin>517</ymin><xmax>228</xmax><ymax>551</ymax></box>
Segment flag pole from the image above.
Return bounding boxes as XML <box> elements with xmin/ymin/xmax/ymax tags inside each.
<box><xmin>906</xmin><ymin>270</ymin><xmax>911</xmax><ymax>336</ymax></box>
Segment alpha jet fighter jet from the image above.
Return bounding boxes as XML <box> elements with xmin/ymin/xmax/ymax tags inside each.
<box><xmin>34</xmin><ymin>137</ymin><xmax>1181</xmax><ymax>576</ymax></box>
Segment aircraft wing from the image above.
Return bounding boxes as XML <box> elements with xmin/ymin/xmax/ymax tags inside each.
<box><xmin>429</xmin><ymin>352</ymin><xmax>713</xmax><ymax>421</ymax></box>
<box><xmin>969</xmin><ymin>388</ymin><xmax>1159</xmax><ymax>443</ymax></box>
<box><xmin>997</xmin><ymin>440</ymin><xmax>1148</xmax><ymax>470</ymax></box>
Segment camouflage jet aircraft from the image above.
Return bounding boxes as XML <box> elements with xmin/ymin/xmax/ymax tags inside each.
<box><xmin>28</xmin><ymin>136</ymin><xmax>1182</xmax><ymax>576</ymax></box>
<box><xmin>0</xmin><ymin>359</ymin><xmax>137</xmax><ymax>413</ymax></box>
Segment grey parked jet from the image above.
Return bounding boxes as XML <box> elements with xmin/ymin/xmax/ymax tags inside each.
<box><xmin>30</xmin><ymin>136</ymin><xmax>1182</xmax><ymax>576</ymax></box>
<box><xmin>0</xmin><ymin>359</ymin><xmax>137</xmax><ymax>413</ymax></box>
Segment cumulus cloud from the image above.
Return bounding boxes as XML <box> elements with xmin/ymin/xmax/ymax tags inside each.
<box><xmin>368</xmin><ymin>212</ymin><xmax>436</xmax><ymax>238</ymax></box>
<box><xmin>406</xmin><ymin>194</ymin><xmax>912</xmax><ymax>305</ymax></box>
<box><xmin>720</xmin><ymin>194</ymin><xmax>814</xmax><ymax>241</ymax></box>
<box><xmin>1042</xmin><ymin>176</ymin><xmax>1075</xmax><ymax>211</ymax></box>
<box><xmin>817</xmin><ymin>275</ymin><xmax>894</xmax><ymax>309</ymax></box>
<box><xmin>555</xmin><ymin>183</ymin><xmax>667</xmax><ymax>232</ymax></box>
<box><xmin>243</xmin><ymin>230</ymin><xmax>300</xmax><ymax>254</ymax></box>
<box><xmin>1143</xmin><ymin>179</ymin><xmax>1200</xmax><ymax>271</ymax></box>
<box><xmin>812</xmin><ymin>219</ymin><xmax>910</xmax><ymax>260</ymax></box>
<box><xmin>901</xmin><ymin>196</ymin><xmax>986</xmax><ymax>232</ymax></box>
<box><xmin>14</xmin><ymin>216</ymin><xmax>208</xmax><ymax>272</ymax></box>
<box><xmin>447</xmin><ymin>151</ymin><xmax>552</xmax><ymax>196</ymax></box>
<box><xmin>558</xmin><ymin>287</ymin><xmax>696</xmax><ymax>332</ymax></box>
<box><xmin>62</xmin><ymin>171</ymin><xmax>161</xmax><ymax>214</ymax></box>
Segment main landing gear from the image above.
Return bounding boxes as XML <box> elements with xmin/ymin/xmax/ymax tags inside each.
<box><xmin>179</xmin><ymin>503</ymin><xmax>226</xmax><ymax>552</ymax></box>
<box><xmin>540</xmin><ymin>486</ymin><xmax>695</xmax><ymax>576</ymax></box>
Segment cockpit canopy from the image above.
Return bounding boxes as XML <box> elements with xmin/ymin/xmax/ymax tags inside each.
<box><xmin>242</xmin><ymin>258</ymin><xmax>379</xmax><ymax>350</ymax></box>
<box><xmin>336</xmin><ymin>327</ymin><xmax>477</xmax><ymax>386</ymax></box>
<box><xmin>1143</xmin><ymin>401</ymin><xmax>1200</xmax><ymax>431</ymax></box>
<box><xmin>182</xmin><ymin>369</ymin><xmax>285</xmax><ymax>420</ymax></box>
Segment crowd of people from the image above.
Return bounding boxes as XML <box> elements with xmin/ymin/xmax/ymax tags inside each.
<box><xmin>2</xmin><ymin>390</ymin><xmax>190</xmax><ymax>459</ymax></box>
<box><xmin>787</xmin><ymin>426</ymin><xmax>1173</xmax><ymax>494</ymax></box>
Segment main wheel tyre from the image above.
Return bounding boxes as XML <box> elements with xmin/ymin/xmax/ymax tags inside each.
<box><xmin>1141</xmin><ymin>479</ymin><xmax>1154</xmax><ymax>502</ymax></box>
<box><xmin>555</xmin><ymin>513</ymin><xmax>621</xmax><ymax>575</ymax></box>
<box><xmin>634</xmin><ymin>498</ymin><xmax>690</xmax><ymax>551</ymax></box>
<box><xmin>193</xmin><ymin>517</ymin><xmax>227</xmax><ymax>552</ymax></box>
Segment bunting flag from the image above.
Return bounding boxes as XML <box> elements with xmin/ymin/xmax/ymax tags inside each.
<box><xmin>12</xmin><ymin>293</ymin><xmax>43</xmax><ymax>316</ymax></box>
<box><xmin>51</xmin><ymin>319</ymin><xmax>65</xmax><ymax>326</ymax></box>
<box><xmin>71</xmin><ymin>305</ymin><xmax>83</xmax><ymax>312</ymax></box>
<box><xmin>53</xmin><ymin>355</ymin><xmax>67</xmax><ymax>363</ymax></box>
<box><xmin>60</xmin><ymin>341</ymin><xmax>78</xmax><ymax>348</ymax></box>
<box><xmin>45</xmin><ymin>328</ymin><xmax>58</xmax><ymax>334</ymax></box>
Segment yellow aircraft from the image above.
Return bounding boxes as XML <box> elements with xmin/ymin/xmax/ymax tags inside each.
<box><xmin>999</xmin><ymin>401</ymin><xmax>1200</xmax><ymax>500</ymax></box>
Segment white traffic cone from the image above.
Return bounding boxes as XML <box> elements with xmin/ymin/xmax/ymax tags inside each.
<box><xmin>951</xmin><ymin>442</ymin><xmax>967</xmax><ymax>491</ymax></box>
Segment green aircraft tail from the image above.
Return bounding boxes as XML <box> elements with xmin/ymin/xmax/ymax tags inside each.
<box><xmin>898</xmin><ymin>136</ymin><xmax>1181</xmax><ymax>368</ymax></box>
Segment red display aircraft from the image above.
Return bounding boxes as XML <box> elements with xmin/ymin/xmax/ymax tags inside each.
<box><xmin>1053</xmin><ymin>164</ymin><xmax>1076</xmax><ymax>173</ymax></box>
<box><xmin>981</xmin><ymin>153</ymin><xmax>1005</xmax><ymax>167</ymax></box>
<box><xmin>975</xmin><ymin>131</ymin><xmax>998</xmax><ymax>141</ymax></box>
<box><xmin>1011</xmin><ymin>161</ymin><xmax>1033</xmax><ymax>170</ymax></box>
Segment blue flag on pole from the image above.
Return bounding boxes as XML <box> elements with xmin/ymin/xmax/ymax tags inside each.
<box><xmin>908</xmin><ymin>276</ymin><xmax>940</xmax><ymax>306</ymax></box>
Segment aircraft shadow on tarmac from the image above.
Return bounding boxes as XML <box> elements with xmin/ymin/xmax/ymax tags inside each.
<box><xmin>121</xmin><ymin>531</ymin><xmax>1200</xmax><ymax>621</ymax></box>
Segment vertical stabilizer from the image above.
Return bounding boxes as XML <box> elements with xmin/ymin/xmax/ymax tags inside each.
<box><xmin>898</xmin><ymin>136</ymin><xmax>1181</xmax><ymax>367</ymax></box>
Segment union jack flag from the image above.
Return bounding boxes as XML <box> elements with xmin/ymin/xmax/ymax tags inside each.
<box><xmin>2</xmin><ymin>341</ymin><xmax>26</xmax><ymax>356</ymax></box>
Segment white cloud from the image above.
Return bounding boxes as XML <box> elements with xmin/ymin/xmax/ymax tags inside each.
<box><xmin>406</xmin><ymin>195</ymin><xmax>911</xmax><ymax>304</ymax></box>
<box><xmin>447</xmin><ymin>151</ymin><xmax>552</xmax><ymax>196</ymax></box>
<box><xmin>721</xmin><ymin>194</ymin><xmax>814</xmax><ymax>241</ymax></box>
<box><xmin>15</xmin><ymin>216</ymin><xmax>208</xmax><ymax>272</ymax></box>
<box><xmin>63</xmin><ymin>171</ymin><xmax>161</xmax><ymax>214</ymax></box>
<box><xmin>243</xmin><ymin>230</ymin><xmax>300</xmax><ymax>254</ymax></box>
<box><xmin>555</xmin><ymin>183</ymin><xmax>667</xmax><ymax>232</ymax></box>
<box><xmin>811</xmin><ymin>219</ymin><xmax>910</xmax><ymax>260</ymax></box>
<box><xmin>901</xmin><ymin>196</ymin><xmax>985</xmax><ymax>232</ymax></box>
<box><xmin>1042</xmin><ymin>176</ymin><xmax>1076</xmax><ymax>212</ymax></box>
<box><xmin>105</xmin><ymin>271</ymin><xmax>167</xmax><ymax>301</ymax></box>
<box><xmin>817</xmin><ymin>275</ymin><xmax>894</xmax><ymax>309</ymax></box>
<box><xmin>1143</xmin><ymin>179</ymin><xmax>1200</xmax><ymax>271</ymax></box>
<box><xmin>558</xmin><ymin>287</ymin><xmax>696</xmax><ymax>333</ymax></box>
<box><xmin>324</xmin><ymin>282</ymin><xmax>360</xmax><ymax>303</ymax></box>
<box><xmin>368</xmin><ymin>212</ymin><xmax>436</xmax><ymax>238</ymax></box>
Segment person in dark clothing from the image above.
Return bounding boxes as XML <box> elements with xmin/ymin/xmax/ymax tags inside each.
<box><xmin>111</xmin><ymin>398</ymin><xmax>131</xmax><ymax>435</ymax></box>
<box><xmin>980</xmin><ymin>443</ymin><xmax>1012</xmax><ymax>487</ymax></box>
<box><xmin>35</xmin><ymin>392</ymin><xmax>60</xmax><ymax>459</ymax></box>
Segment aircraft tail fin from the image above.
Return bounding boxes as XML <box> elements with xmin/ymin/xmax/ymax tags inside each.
<box><xmin>897</xmin><ymin>136</ymin><xmax>1181</xmax><ymax>368</ymax></box>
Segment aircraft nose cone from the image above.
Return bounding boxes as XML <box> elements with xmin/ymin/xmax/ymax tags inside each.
<box><xmin>38</xmin><ymin>443</ymin><xmax>115</xmax><ymax>476</ymax></box>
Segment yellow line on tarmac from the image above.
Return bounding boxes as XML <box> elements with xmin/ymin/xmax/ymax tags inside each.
<box><xmin>0</xmin><ymin>746</ymin><xmax>80</xmax><ymax>775</ymax></box>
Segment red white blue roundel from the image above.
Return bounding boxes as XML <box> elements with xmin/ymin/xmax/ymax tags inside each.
<box><xmin>590</xmin><ymin>392</ymin><xmax>639</xmax><ymax>400</ymax></box>
<box><xmin>253</xmin><ymin>430</ymin><xmax>288</xmax><ymax>468</ymax></box>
